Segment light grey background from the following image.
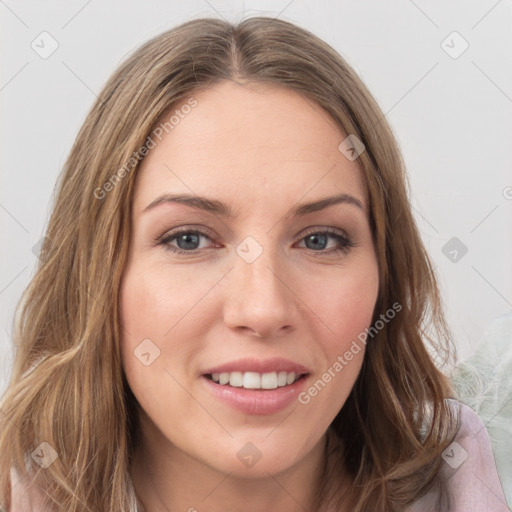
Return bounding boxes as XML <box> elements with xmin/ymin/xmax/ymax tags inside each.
<box><xmin>1</xmin><ymin>0</ymin><xmax>511</xmax><ymax>398</ymax></box>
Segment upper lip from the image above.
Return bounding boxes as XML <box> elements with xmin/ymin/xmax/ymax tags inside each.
<box><xmin>202</xmin><ymin>357</ymin><xmax>310</xmax><ymax>375</ymax></box>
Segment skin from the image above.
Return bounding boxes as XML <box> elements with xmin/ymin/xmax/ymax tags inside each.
<box><xmin>119</xmin><ymin>80</ymin><xmax>379</xmax><ymax>512</ymax></box>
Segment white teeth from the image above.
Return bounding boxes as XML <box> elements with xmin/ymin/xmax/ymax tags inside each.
<box><xmin>261</xmin><ymin>372</ymin><xmax>278</xmax><ymax>389</ymax></box>
<box><xmin>209</xmin><ymin>371</ymin><xmax>302</xmax><ymax>389</ymax></box>
<box><xmin>229</xmin><ymin>371</ymin><xmax>243</xmax><ymax>387</ymax></box>
<box><xmin>242</xmin><ymin>372</ymin><xmax>260</xmax><ymax>389</ymax></box>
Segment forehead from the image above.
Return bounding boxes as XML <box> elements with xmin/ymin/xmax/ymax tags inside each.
<box><xmin>133</xmin><ymin>80</ymin><xmax>367</xmax><ymax>214</ymax></box>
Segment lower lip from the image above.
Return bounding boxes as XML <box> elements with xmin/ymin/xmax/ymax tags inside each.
<box><xmin>201</xmin><ymin>375</ymin><xmax>308</xmax><ymax>415</ymax></box>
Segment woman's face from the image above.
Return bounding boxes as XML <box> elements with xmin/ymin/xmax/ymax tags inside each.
<box><xmin>120</xmin><ymin>80</ymin><xmax>379</xmax><ymax>478</ymax></box>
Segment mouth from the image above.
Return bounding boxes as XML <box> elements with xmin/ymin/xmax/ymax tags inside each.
<box><xmin>204</xmin><ymin>371</ymin><xmax>307</xmax><ymax>389</ymax></box>
<box><xmin>200</xmin><ymin>358</ymin><xmax>311</xmax><ymax>415</ymax></box>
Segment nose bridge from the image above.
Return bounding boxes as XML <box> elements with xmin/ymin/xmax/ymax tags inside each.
<box><xmin>236</xmin><ymin>234</ymin><xmax>287</xmax><ymax>301</ymax></box>
<box><xmin>223</xmin><ymin>234</ymin><xmax>295</xmax><ymax>336</ymax></box>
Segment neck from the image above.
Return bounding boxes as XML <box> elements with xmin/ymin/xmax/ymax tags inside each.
<box><xmin>131</xmin><ymin>424</ymin><xmax>351</xmax><ymax>512</ymax></box>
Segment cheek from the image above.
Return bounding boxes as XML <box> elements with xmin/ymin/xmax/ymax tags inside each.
<box><xmin>305</xmin><ymin>262</ymin><xmax>379</xmax><ymax>349</ymax></box>
<box><xmin>118</xmin><ymin>260</ymin><xmax>220</xmax><ymax>399</ymax></box>
<box><xmin>118</xmin><ymin>266</ymin><xmax>201</xmax><ymax>419</ymax></box>
<box><xmin>118</xmin><ymin>265</ymin><xmax>177</xmax><ymax>379</ymax></box>
<box><xmin>119</xmin><ymin>261</ymin><xmax>209</xmax><ymax>340</ymax></box>
<box><xmin>294</xmin><ymin>260</ymin><xmax>378</xmax><ymax>415</ymax></box>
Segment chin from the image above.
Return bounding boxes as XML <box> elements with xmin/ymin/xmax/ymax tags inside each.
<box><xmin>195</xmin><ymin>433</ymin><xmax>317</xmax><ymax>479</ymax></box>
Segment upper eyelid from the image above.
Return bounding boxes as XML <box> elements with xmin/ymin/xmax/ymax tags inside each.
<box><xmin>159</xmin><ymin>224</ymin><xmax>349</xmax><ymax>237</ymax></box>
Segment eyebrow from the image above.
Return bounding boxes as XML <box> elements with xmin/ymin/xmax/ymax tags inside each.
<box><xmin>143</xmin><ymin>192</ymin><xmax>364</xmax><ymax>218</ymax></box>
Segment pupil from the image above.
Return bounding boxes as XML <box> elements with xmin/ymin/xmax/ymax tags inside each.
<box><xmin>306</xmin><ymin>234</ymin><xmax>327</xmax><ymax>250</ymax></box>
<box><xmin>178</xmin><ymin>233</ymin><xmax>199</xmax><ymax>250</ymax></box>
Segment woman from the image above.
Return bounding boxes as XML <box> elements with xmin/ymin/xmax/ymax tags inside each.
<box><xmin>0</xmin><ymin>16</ymin><xmax>508</xmax><ymax>512</ymax></box>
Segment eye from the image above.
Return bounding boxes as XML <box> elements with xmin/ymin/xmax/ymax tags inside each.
<box><xmin>156</xmin><ymin>226</ymin><xmax>355</xmax><ymax>256</ymax></box>
<box><xmin>158</xmin><ymin>228</ymin><xmax>213</xmax><ymax>254</ymax></box>
<box><xmin>295</xmin><ymin>227</ymin><xmax>355</xmax><ymax>255</ymax></box>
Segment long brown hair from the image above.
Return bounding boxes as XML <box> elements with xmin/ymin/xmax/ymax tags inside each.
<box><xmin>0</xmin><ymin>16</ymin><xmax>459</xmax><ymax>511</ymax></box>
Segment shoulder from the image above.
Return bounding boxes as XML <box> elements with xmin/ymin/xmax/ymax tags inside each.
<box><xmin>408</xmin><ymin>399</ymin><xmax>510</xmax><ymax>511</ymax></box>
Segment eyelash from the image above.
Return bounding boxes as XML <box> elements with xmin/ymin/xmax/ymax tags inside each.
<box><xmin>156</xmin><ymin>227</ymin><xmax>355</xmax><ymax>256</ymax></box>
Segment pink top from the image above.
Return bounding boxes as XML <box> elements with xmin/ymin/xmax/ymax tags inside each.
<box><xmin>405</xmin><ymin>400</ymin><xmax>510</xmax><ymax>511</ymax></box>
<box><xmin>8</xmin><ymin>401</ymin><xmax>509</xmax><ymax>511</ymax></box>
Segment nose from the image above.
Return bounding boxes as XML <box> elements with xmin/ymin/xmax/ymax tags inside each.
<box><xmin>222</xmin><ymin>242</ymin><xmax>298</xmax><ymax>339</ymax></box>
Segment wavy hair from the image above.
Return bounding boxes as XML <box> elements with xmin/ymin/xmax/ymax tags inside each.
<box><xmin>0</xmin><ymin>16</ymin><xmax>459</xmax><ymax>512</ymax></box>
